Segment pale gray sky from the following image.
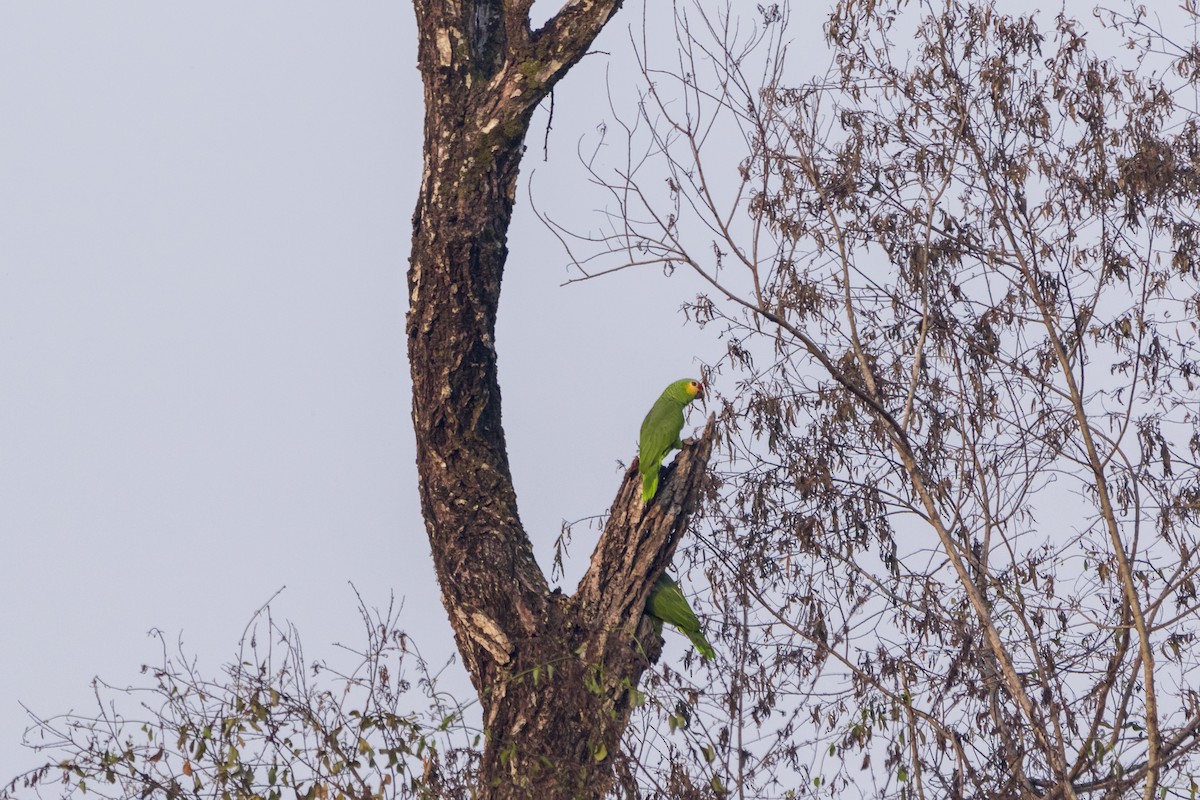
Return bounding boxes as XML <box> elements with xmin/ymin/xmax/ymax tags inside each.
<box><xmin>0</xmin><ymin>1</ymin><xmax>718</xmax><ymax>777</ymax></box>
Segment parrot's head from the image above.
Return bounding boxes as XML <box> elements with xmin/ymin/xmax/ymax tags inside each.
<box><xmin>664</xmin><ymin>378</ymin><xmax>706</xmax><ymax>408</ymax></box>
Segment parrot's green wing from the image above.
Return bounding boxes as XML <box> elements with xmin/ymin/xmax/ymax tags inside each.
<box><xmin>639</xmin><ymin>395</ymin><xmax>685</xmax><ymax>502</ymax></box>
<box><xmin>638</xmin><ymin>379</ymin><xmax>705</xmax><ymax>502</ymax></box>
<box><xmin>646</xmin><ymin>574</ymin><xmax>715</xmax><ymax>660</ymax></box>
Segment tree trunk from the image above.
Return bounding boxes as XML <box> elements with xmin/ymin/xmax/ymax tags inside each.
<box><xmin>406</xmin><ymin>2</ymin><xmax>714</xmax><ymax>796</ymax></box>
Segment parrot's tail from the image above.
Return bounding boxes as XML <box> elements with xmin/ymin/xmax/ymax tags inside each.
<box><xmin>642</xmin><ymin>471</ymin><xmax>658</xmax><ymax>502</ymax></box>
<box><xmin>688</xmin><ymin>631</ymin><xmax>716</xmax><ymax>661</ymax></box>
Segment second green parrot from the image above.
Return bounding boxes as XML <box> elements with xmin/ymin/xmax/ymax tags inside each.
<box><xmin>639</xmin><ymin>378</ymin><xmax>705</xmax><ymax>502</ymax></box>
<box><xmin>646</xmin><ymin>573</ymin><xmax>715</xmax><ymax>660</ymax></box>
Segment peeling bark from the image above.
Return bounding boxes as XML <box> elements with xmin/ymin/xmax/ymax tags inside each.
<box><xmin>407</xmin><ymin>1</ymin><xmax>714</xmax><ymax>796</ymax></box>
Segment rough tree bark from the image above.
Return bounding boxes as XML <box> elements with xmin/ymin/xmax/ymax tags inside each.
<box><xmin>407</xmin><ymin>1</ymin><xmax>714</xmax><ymax>797</ymax></box>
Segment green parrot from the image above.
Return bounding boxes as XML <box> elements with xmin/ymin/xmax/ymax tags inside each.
<box><xmin>645</xmin><ymin>573</ymin><xmax>715</xmax><ymax>660</ymax></box>
<box><xmin>639</xmin><ymin>378</ymin><xmax>705</xmax><ymax>502</ymax></box>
